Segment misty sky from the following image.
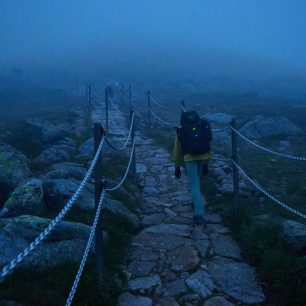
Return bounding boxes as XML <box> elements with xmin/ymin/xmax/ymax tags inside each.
<box><xmin>1</xmin><ymin>0</ymin><xmax>306</xmax><ymax>78</ymax></box>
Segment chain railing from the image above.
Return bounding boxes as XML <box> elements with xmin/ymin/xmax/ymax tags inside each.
<box><xmin>65</xmin><ymin>190</ymin><xmax>106</xmax><ymax>306</ymax></box>
<box><xmin>231</xmin><ymin>126</ymin><xmax>306</xmax><ymax>161</ymax></box>
<box><xmin>106</xmin><ymin>112</ymin><xmax>135</xmax><ymax>151</ymax></box>
<box><xmin>232</xmin><ymin>160</ymin><xmax>306</xmax><ymax>219</ymax></box>
<box><xmin>0</xmin><ymin>137</ymin><xmax>106</xmax><ymax>282</ymax></box>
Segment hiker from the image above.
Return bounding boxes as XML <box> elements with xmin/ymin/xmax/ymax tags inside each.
<box><xmin>172</xmin><ymin>110</ymin><xmax>212</xmax><ymax>224</ymax></box>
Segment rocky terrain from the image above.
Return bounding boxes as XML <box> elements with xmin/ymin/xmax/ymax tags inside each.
<box><xmin>1</xmin><ymin>93</ymin><xmax>306</xmax><ymax>305</ymax></box>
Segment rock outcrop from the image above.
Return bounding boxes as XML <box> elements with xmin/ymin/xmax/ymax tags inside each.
<box><xmin>240</xmin><ymin>115</ymin><xmax>302</xmax><ymax>140</ymax></box>
<box><xmin>0</xmin><ymin>178</ymin><xmax>45</xmax><ymax>218</ymax></box>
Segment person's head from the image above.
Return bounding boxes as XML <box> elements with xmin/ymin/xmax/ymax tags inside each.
<box><xmin>180</xmin><ymin>111</ymin><xmax>200</xmax><ymax>125</ymax></box>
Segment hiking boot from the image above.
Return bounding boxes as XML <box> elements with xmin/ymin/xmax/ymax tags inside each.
<box><xmin>193</xmin><ymin>215</ymin><xmax>204</xmax><ymax>225</ymax></box>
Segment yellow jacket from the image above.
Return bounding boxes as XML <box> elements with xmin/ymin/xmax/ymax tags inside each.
<box><xmin>172</xmin><ymin>134</ymin><xmax>211</xmax><ymax>168</ymax></box>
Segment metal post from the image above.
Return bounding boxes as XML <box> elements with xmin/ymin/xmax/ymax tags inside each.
<box><xmin>231</xmin><ymin>118</ymin><xmax>240</xmax><ymax>217</ymax></box>
<box><xmin>130</xmin><ymin>110</ymin><xmax>136</xmax><ymax>179</ymax></box>
<box><xmin>128</xmin><ymin>85</ymin><xmax>132</xmax><ymax>111</ymax></box>
<box><xmin>147</xmin><ymin>91</ymin><xmax>151</xmax><ymax>128</ymax></box>
<box><xmin>105</xmin><ymin>87</ymin><xmax>109</xmax><ymax>134</ymax></box>
<box><xmin>181</xmin><ymin>100</ymin><xmax>185</xmax><ymax>113</ymax></box>
<box><xmin>85</xmin><ymin>83</ymin><xmax>88</xmax><ymax>108</ymax></box>
<box><xmin>88</xmin><ymin>84</ymin><xmax>92</xmax><ymax>126</ymax></box>
<box><xmin>94</xmin><ymin>123</ymin><xmax>104</xmax><ymax>286</ymax></box>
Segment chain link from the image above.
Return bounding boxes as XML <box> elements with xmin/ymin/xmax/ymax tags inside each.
<box><xmin>232</xmin><ymin>160</ymin><xmax>306</xmax><ymax>219</ymax></box>
<box><xmin>109</xmin><ymin>96</ymin><xmax>129</xmax><ymax>115</ymax></box>
<box><xmin>0</xmin><ymin>138</ymin><xmax>106</xmax><ymax>282</ymax></box>
<box><xmin>109</xmin><ymin>112</ymin><xmax>128</xmax><ymax>136</ymax></box>
<box><xmin>150</xmin><ymin>96</ymin><xmax>173</xmax><ymax>109</ymax></box>
<box><xmin>106</xmin><ymin>112</ymin><xmax>135</xmax><ymax>151</ymax></box>
<box><xmin>65</xmin><ymin>190</ymin><xmax>106</xmax><ymax>306</ymax></box>
<box><xmin>231</xmin><ymin>126</ymin><xmax>306</xmax><ymax>161</ymax></box>
<box><xmin>212</xmin><ymin>126</ymin><xmax>230</xmax><ymax>132</ymax></box>
<box><xmin>149</xmin><ymin>108</ymin><xmax>176</xmax><ymax>126</ymax></box>
<box><xmin>105</xmin><ymin>138</ymin><xmax>136</xmax><ymax>192</ymax></box>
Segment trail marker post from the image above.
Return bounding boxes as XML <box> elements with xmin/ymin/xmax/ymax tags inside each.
<box><xmin>130</xmin><ymin>110</ymin><xmax>136</xmax><ymax>180</ymax></box>
<box><xmin>231</xmin><ymin>118</ymin><xmax>240</xmax><ymax>217</ymax></box>
<box><xmin>147</xmin><ymin>91</ymin><xmax>151</xmax><ymax>128</ymax></box>
<box><xmin>129</xmin><ymin>85</ymin><xmax>132</xmax><ymax>111</ymax></box>
<box><xmin>105</xmin><ymin>87</ymin><xmax>109</xmax><ymax>134</ymax></box>
<box><xmin>181</xmin><ymin>100</ymin><xmax>185</xmax><ymax>113</ymax></box>
<box><xmin>93</xmin><ymin>123</ymin><xmax>104</xmax><ymax>286</ymax></box>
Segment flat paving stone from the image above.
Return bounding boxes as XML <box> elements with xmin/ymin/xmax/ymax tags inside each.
<box><xmin>156</xmin><ymin>297</ymin><xmax>179</xmax><ymax>306</ymax></box>
<box><xmin>207</xmin><ymin>258</ymin><xmax>265</xmax><ymax>304</ymax></box>
<box><xmin>141</xmin><ymin>213</ymin><xmax>165</xmax><ymax>226</ymax></box>
<box><xmin>143</xmin><ymin>223</ymin><xmax>192</xmax><ymax>237</ymax></box>
<box><xmin>210</xmin><ymin>234</ymin><xmax>242</xmax><ymax>260</ymax></box>
<box><xmin>167</xmin><ymin>245</ymin><xmax>200</xmax><ymax>272</ymax></box>
<box><xmin>128</xmin><ymin>274</ymin><xmax>161</xmax><ymax>291</ymax></box>
<box><xmin>162</xmin><ymin>278</ymin><xmax>188</xmax><ymax>297</ymax></box>
<box><xmin>117</xmin><ymin>292</ymin><xmax>153</xmax><ymax>306</ymax></box>
<box><xmin>128</xmin><ymin>260</ymin><xmax>156</xmax><ymax>277</ymax></box>
<box><xmin>194</xmin><ymin>239</ymin><xmax>210</xmax><ymax>258</ymax></box>
<box><xmin>130</xmin><ymin>246</ymin><xmax>159</xmax><ymax>261</ymax></box>
<box><xmin>186</xmin><ymin>270</ymin><xmax>216</xmax><ymax>298</ymax></box>
<box><xmin>203</xmin><ymin>296</ymin><xmax>236</xmax><ymax>306</ymax></box>
<box><xmin>133</xmin><ymin>232</ymin><xmax>192</xmax><ymax>251</ymax></box>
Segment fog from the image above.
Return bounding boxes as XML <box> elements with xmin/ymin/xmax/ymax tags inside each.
<box><xmin>1</xmin><ymin>0</ymin><xmax>306</xmax><ymax>88</ymax></box>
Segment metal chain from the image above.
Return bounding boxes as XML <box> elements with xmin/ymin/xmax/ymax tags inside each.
<box><xmin>105</xmin><ymin>138</ymin><xmax>136</xmax><ymax>191</ymax></box>
<box><xmin>231</xmin><ymin>126</ymin><xmax>306</xmax><ymax>161</ymax></box>
<box><xmin>0</xmin><ymin>138</ymin><xmax>106</xmax><ymax>282</ymax></box>
<box><xmin>109</xmin><ymin>96</ymin><xmax>129</xmax><ymax>116</ymax></box>
<box><xmin>65</xmin><ymin>190</ymin><xmax>106</xmax><ymax>306</ymax></box>
<box><xmin>106</xmin><ymin>112</ymin><xmax>135</xmax><ymax>151</ymax></box>
<box><xmin>232</xmin><ymin>160</ymin><xmax>306</xmax><ymax>219</ymax></box>
<box><xmin>149</xmin><ymin>108</ymin><xmax>176</xmax><ymax>126</ymax></box>
<box><xmin>109</xmin><ymin>112</ymin><xmax>128</xmax><ymax>136</ymax></box>
<box><xmin>150</xmin><ymin>96</ymin><xmax>173</xmax><ymax>109</ymax></box>
<box><xmin>212</xmin><ymin>126</ymin><xmax>230</xmax><ymax>132</ymax></box>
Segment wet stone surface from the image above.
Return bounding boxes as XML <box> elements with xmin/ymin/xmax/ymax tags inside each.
<box><xmin>97</xmin><ymin>109</ymin><xmax>266</xmax><ymax>306</ymax></box>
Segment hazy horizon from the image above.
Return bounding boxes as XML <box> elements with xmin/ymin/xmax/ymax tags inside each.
<box><xmin>1</xmin><ymin>1</ymin><xmax>306</xmax><ymax>81</ymax></box>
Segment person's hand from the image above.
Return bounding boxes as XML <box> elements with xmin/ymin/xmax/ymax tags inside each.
<box><xmin>175</xmin><ymin>167</ymin><xmax>181</xmax><ymax>179</ymax></box>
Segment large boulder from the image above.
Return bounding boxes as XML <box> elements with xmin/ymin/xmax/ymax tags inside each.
<box><xmin>279</xmin><ymin>219</ymin><xmax>306</xmax><ymax>253</ymax></box>
<box><xmin>240</xmin><ymin>115</ymin><xmax>302</xmax><ymax>140</ymax></box>
<box><xmin>207</xmin><ymin>258</ymin><xmax>265</xmax><ymax>304</ymax></box>
<box><xmin>104</xmin><ymin>195</ymin><xmax>140</xmax><ymax>228</ymax></box>
<box><xmin>0</xmin><ymin>143</ymin><xmax>31</xmax><ymax>189</ymax></box>
<box><xmin>25</xmin><ymin>117</ymin><xmax>70</xmax><ymax>143</ymax></box>
<box><xmin>204</xmin><ymin>113</ymin><xmax>233</xmax><ymax>125</ymax></box>
<box><xmin>79</xmin><ymin>138</ymin><xmax>94</xmax><ymax>158</ymax></box>
<box><xmin>0</xmin><ymin>178</ymin><xmax>45</xmax><ymax>218</ymax></box>
<box><xmin>42</xmin><ymin>179</ymin><xmax>94</xmax><ymax>211</ymax></box>
<box><xmin>42</xmin><ymin>162</ymin><xmax>87</xmax><ymax>180</ymax></box>
<box><xmin>32</xmin><ymin>145</ymin><xmax>71</xmax><ymax>167</ymax></box>
<box><xmin>0</xmin><ymin>215</ymin><xmax>108</xmax><ymax>272</ymax></box>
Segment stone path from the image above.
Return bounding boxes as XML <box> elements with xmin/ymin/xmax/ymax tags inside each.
<box><xmin>92</xmin><ymin>101</ymin><xmax>266</xmax><ymax>306</ymax></box>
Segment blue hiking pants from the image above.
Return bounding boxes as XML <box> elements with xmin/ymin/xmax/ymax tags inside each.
<box><xmin>185</xmin><ymin>160</ymin><xmax>205</xmax><ymax>217</ymax></box>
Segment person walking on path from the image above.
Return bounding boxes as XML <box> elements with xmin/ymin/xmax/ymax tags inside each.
<box><xmin>172</xmin><ymin>110</ymin><xmax>212</xmax><ymax>224</ymax></box>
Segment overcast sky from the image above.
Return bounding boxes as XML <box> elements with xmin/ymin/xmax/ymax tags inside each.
<box><xmin>1</xmin><ymin>0</ymin><xmax>306</xmax><ymax>78</ymax></box>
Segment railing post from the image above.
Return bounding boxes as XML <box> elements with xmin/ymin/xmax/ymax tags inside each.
<box><xmin>105</xmin><ymin>87</ymin><xmax>109</xmax><ymax>135</ymax></box>
<box><xmin>86</xmin><ymin>84</ymin><xmax>92</xmax><ymax>128</ymax></box>
<box><xmin>181</xmin><ymin>100</ymin><xmax>185</xmax><ymax>113</ymax></box>
<box><xmin>94</xmin><ymin>123</ymin><xmax>104</xmax><ymax>287</ymax></box>
<box><xmin>231</xmin><ymin>118</ymin><xmax>240</xmax><ymax>217</ymax></box>
<box><xmin>130</xmin><ymin>110</ymin><xmax>136</xmax><ymax>179</ymax></box>
<box><xmin>147</xmin><ymin>91</ymin><xmax>151</xmax><ymax>128</ymax></box>
<box><xmin>128</xmin><ymin>85</ymin><xmax>132</xmax><ymax>111</ymax></box>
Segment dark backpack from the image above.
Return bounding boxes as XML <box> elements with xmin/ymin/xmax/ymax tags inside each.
<box><xmin>176</xmin><ymin>111</ymin><xmax>212</xmax><ymax>155</ymax></box>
